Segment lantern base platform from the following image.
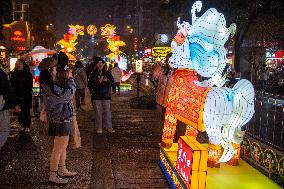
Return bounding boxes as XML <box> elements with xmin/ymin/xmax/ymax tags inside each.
<box><xmin>159</xmin><ymin>144</ymin><xmax>281</xmax><ymax>189</ymax></box>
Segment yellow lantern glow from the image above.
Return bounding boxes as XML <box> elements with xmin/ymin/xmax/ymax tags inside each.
<box><xmin>87</xmin><ymin>25</ymin><xmax>97</xmax><ymax>35</ymax></box>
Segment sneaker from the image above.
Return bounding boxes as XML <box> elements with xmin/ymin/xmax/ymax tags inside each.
<box><xmin>58</xmin><ymin>165</ymin><xmax>77</xmax><ymax>178</ymax></box>
<box><xmin>25</xmin><ymin>128</ymin><xmax>30</xmax><ymax>133</ymax></box>
<box><xmin>96</xmin><ymin>129</ymin><xmax>103</xmax><ymax>134</ymax></box>
<box><xmin>49</xmin><ymin>171</ymin><xmax>68</xmax><ymax>185</ymax></box>
<box><xmin>107</xmin><ymin>128</ymin><xmax>115</xmax><ymax>133</ymax></box>
<box><xmin>20</xmin><ymin>127</ymin><xmax>25</xmax><ymax>132</ymax></box>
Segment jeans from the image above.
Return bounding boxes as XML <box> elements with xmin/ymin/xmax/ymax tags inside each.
<box><xmin>0</xmin><ymin>110</ymin><xmax>10</xmax><ymax>150</ymax></box>
<box><xmin>75</xmin><ymin>88</ymin><xmax>85</xmax><ymax>108</ymax></box>
<box><xmin>112</xmin><ymin>82</ymin><xmax>120</xmax><ymax>94</ymax></box>
<box><xmin>93</xmin><ymin>100</ymin><xmax>112</xmax><ymax>130</ymax></box>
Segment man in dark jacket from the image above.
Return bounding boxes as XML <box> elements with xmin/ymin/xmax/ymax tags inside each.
<box><xmin>88</xmin><ymin>57</ymin><xmax>115</xmax><ymax>133</ymax></box>
<box><xmin>0</xmin><ymin>62</ymin><xmax>19</xmax><ymax>149</ymax></box>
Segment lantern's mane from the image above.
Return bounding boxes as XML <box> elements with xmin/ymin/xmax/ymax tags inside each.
<box><xmin>170</xmin><ymin>1</ymin><xmax>236</xmax><ymax>87</ymax></box>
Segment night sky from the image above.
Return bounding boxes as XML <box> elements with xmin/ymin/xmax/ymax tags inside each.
<box><xmin>54</xmin><ymin>0</ymin><xmax>110</xmax><ymax>37</ymax></box>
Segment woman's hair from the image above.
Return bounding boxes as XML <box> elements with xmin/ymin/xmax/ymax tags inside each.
<box><xmin>39</xmin><ymin>69</ymin><xmax>54</xmax><ymax>90</ymax></box>
<box><xmin>56</xmin><ymin>67</ymin><xmax>69</xmax><ymax>87</ymax></box>
<box><xmin>14</xmin><ymin>59</ymin><xmax>25</xmax><ymax>71</ymax></box>
<box><xmin>75</xmin><ymin>60</ymin><xmax>83</xmax><ymax>68</ymax></box>
<box><xmin>163</xmin><ymin>52</ymin><xmax>173</xmax><ymax>76</ymax></box>
<box><xmin>94</xmin><ymin>57</ymin><xmax>107</xmax><ymax>72</ymax></box>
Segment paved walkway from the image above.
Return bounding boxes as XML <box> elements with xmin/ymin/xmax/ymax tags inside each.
<box><xmin>0</xmin><ymin>90</ymin><xmax>168</xmax><ymax>189</ymax></box>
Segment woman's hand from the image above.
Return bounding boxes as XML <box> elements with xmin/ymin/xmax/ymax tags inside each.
<box><xmin>103</xmin><ymin>77</ymin><xmax>108</xmax><ymax>82</ymax></box>
<box><xmin>98</xmin><ymin>76</ymin><xmax>104</xmax><ymax>83</ymax></box>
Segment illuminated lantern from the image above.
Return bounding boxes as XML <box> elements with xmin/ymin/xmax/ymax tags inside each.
<box><xmin>100</xmin><ymin>24</ymin><xmax>116</xmax><ymax>38</ymax></box>
<box><xmin>161</xmin><ymin>0</ymin><xmax>255</xmax><ymax>170</ymax></box>
<box><xmin>87</xmin><ymin>25</ymin><xmax>97</xmax><ymax>42</ymax></box>
<box><xmin>87</xmin><ymin>25</ymin><xmax>97</xmax><ymax>35</ymax></box>
<box><xmin>133</xmin><ymin>37</ymin><xmax>139</xmax><ymax>52</ymax></box>
<box><xmin>68</xmin><ymin>24</ymin><xmax>84</xmax><ymax>35</ymax></box>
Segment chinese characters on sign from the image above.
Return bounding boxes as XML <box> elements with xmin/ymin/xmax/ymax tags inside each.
<box><xmin>152</xmin><ymin>47</ymin><xmax>172</xmax><ymax>57</ymax></box>
<box><xmin>176</xmin><ymin>138</ymin><xmax>193</xmax><ymax>184</ymax></box>
<box><xmin>135</xmin><ymin>60</ymin><xmax>143</xmax><ymax>73</ymax></box>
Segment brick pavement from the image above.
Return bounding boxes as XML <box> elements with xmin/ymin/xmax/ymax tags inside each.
<box><xmin>0</xmin><ymin>90</ymin><xmax>168</xmax><ymax>189</ymax></box>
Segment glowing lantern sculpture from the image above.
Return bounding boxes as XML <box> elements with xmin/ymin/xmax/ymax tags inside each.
<box><xmin>100</xmin><ymin>24</ymin><xmax>126</xmax><ymax>61</ymax></box>
<box><xmin>87</xmin><ymin>25</ymin><xmax>97</xmax><ymax>42</ymax></box>
<box><xmin>100</xmin><ymin>24</ymin><xmax>116</xmax><ymax>38</ymax></box>
<box><xmin>68</xmin><ymin>24</ymin><xmax>84</xmax><ymax>36</ymax></box>
<box><xmin>159</xmin><ymin>1</ymin><xmax>255</xmax><ymax>188</ymax></box>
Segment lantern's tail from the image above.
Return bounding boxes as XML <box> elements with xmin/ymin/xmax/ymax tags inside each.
<box><xmin>219</xmin><ymin>79</ymin><xmax>255</xmax><ymax>162</ymax></box>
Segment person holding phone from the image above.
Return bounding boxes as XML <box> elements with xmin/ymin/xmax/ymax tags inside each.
<box><xmin>88</xmin><ymin>57</ymin><xmax>115</xmax><ymax>134</ymax></box>
<box><xmin>39</xmin><ymin>57</ymin><xmax>77</xmax><ymax>185</ymax></box>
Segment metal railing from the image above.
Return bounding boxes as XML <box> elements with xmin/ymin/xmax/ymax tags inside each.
<box><xmin>245</xmin><ymin>91</ymin><xmax>284</xmax><ymax>152</ymax></box>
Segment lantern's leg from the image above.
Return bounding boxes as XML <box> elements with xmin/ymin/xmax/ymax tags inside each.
<box><xmin>161</xmin><ymin>109</ymin><xmax>177</xmax><ymax>149</ymax></box>
<box><xmin>207</xmin><ymin>144</ymin><xmax>222</xmax><ymax>168</ymax></box>
<box><xmin>185</xmin><ymin>125</ymin><xmax>198</xmax><ymax>138</ymax></box>
<box><xmin>226</xmin><ymin>143</ymin><xmax>240</xmax><ymax>166</ymax></box>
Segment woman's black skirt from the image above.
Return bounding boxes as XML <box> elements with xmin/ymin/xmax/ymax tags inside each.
<box><xmin>48</xmin><ymin>122</ymin><xmax>73</xmax><ymax>136</ymax></box>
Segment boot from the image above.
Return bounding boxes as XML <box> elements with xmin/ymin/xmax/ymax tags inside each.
<box><xmin>58</xmin><ymin>165</ymin><xmax>77</xmax><ymax>177</ymax></box>
<box><xmin>49</xmin><ymin>171</ymin><xmax>68</xmax><ymax>185</ymax></box>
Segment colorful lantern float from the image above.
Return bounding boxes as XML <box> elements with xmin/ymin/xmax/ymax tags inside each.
<box><xmin>159</xmin><ymin>1</ymin><xmax>255</xmax><ymax>188</ymax></box>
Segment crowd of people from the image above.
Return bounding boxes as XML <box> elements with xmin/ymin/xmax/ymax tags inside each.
<box><xmin>0</xmin><ymin>52</ymin><xmax>123</xmax><ymax>185</ymax></box>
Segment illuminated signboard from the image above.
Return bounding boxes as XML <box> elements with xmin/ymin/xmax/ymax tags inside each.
<box><xmin>176</xmin><ymin>138</ymin><xmax>193</xmax><ymax>184</ymax></box>
<box><xmin>152</xmin><ymin>47</ymin><xmax>171</xmax><ymax>57</ymax></box>
<box><xmin>134</xmin><ymin>37</ymin><xmax>139</xmax><ymax>52</ymax></box>
<box><xmin>0</xmin><ymin>51</ymin><xmax>6</xmax><ymax>62</ymax></box>
<box><xmin>11</xmin><ymin>31</ymin><xmax>26</xmax><ymax>42</ymax></box>
<box><xmin>135</xmin><ymin>60</ymin><xmax>143</xmax><ymax>73</ymax></box>
<box><xmin>144</xmin><ymin>48</ymin><xmax>152</xmax><ymax>57</ymax></box>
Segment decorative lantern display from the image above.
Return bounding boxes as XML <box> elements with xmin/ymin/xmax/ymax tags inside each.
<box><xmin>57</xmin><ymin>25</ymin><xmax>79</xmax><ymax>54</ymax></box>
<box><xmin>159</xmin><ymin>1</ymin><xmax>255</xmax><ymax>188</ymax></box>
<box><xmin>87</xmin><ymin>25</ymin><xmax>97</xmax><ymax>42</ymax></box>
<box><xmin>68</xmin><ymin>24</ymin><xmax>85</xmax><ymax>35</ymax></box>
<box><xmin>100</xmin><ymin>24</ymin><xmax>116</xmax><ymax>39</ymax></box>
<box><xmin>100</xmin><ymin>24</ymin><xmax>126</xmax><ymax>61</ymax></box>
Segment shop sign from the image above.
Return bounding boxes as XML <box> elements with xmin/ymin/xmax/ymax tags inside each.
<box><xmin>10</xmin><ymin>30</ymin><xmax>26</xmax><ymax>42</ymax></box>
<box><xmin>144</xmin><ymin>48</ymin><xmax>152</xmax><ymax>57</ymax></box>
<box><xmin>135</xmin><ymin>60</ymin><xmax>143</xmax><ymax>73</ymax></box>
<box><xmin>152</xmin><ymin>47</ymin><xmax>171</xmax><ymax>57</ymax></box>
<box><xmin>2</xmin><ymin>21</ymin><xmax>30</xmax><ymax>51</ymax></box>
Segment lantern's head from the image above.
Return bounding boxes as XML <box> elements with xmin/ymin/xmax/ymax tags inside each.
<box><xmin>170</xmin><ymin>1</ymin><xmax>236</xmax><ymax>87</ymax></box>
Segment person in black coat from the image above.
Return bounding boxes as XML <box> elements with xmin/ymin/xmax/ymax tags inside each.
<box><xmin>0</xmin><ymin>62</ymin><xmax>19</xmax><ymax>149</ymax></box>
<box><xmin>10</xmin><ymin>59</ymin><xmax>33</xmax><ymax>133</ymax></box>
<box><xmin>88</xmin><ymin>57</ymin><xmax>115</xmax><ymax>134</ymax></box>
